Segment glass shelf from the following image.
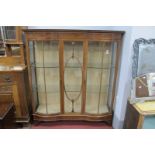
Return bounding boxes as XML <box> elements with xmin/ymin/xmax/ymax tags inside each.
<box><xmin>31</xmin><ymin>66</ymin><xmax>59</xmax><ymax>68</ymax></box>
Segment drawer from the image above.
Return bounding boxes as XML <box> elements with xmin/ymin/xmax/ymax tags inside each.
<box><xmin>0</xmin><ymin>74</ymin><xmax>14</xmax><ymax>83</ymax></box>
<box><xmin>0</xmin><ymin>85</ymin><xmax>12</xmax><ymax>93</ymax></box>
<box><xmin>0</xmin><ymin>94</ymin><xmax>13</xmax><ymax>102</ymax></box>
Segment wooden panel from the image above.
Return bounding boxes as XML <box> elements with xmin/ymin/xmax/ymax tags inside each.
<box><xmin>59</xmin><ymin>32</ymin><xmax>87</xmax><ymax>40</ymax></box>
<box><xmin>0</xmin><ymin>94</ymin><xmax>13</xmax><ymax>102</ymax></box>
<box><xmin>88</xmin><ymin>33</ymin><xmax>113</xmax><ymax>41</ymax></box>
<box><xmin>59</xmin><ymin>40</ymin><xmax>65</xmax><ymax>113</ymax></box>
<box><xmin>25</xmin><ymin>32</ymin><xmax>58</xmax><ymax>40</ymax></box>
<box><xmin>16</xmin><ymin>71</ymin><xmax>29</xmax><ymax>117</ymax></box>
<box><xmin>25</xmin><ymin>30</ymin><xmax>123</xmax><ymax>41</ymax></box>
<box><xmin>81</xmin><ymin>40</ymin><xmax>88</xmax><ymax>113</ymax></box>
<box><xmin>33</xmin><ymin>112</ymin><xmax>112</xmax><ymax>122</ymax></box>
<box><xmin>12</xmin><ymin>83</ymin><xmax>21</xmax><ymax>117</ymax></box>
<box><xmin>0</xmin><ymin>85</ymin><xmax>12</xmax><ymax>93</ymax></box>
<box><xmin>0</xmin><ymin>57</ymin><xmax>23</xmax><ymax>66</ymax></box>
<box><xmin>123</xmin><ymin>102</ymin><xmax>141</xmax><ymax>129</ymax></box>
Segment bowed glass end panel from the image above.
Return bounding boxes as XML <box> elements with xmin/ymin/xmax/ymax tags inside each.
<box><xmin>29</xmin><ymin>40</ymin><xmax>60</xmax><ymax>114</ymax></box>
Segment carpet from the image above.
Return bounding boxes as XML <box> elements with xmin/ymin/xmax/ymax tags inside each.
<box><xmin>31</xmin><ymin>121</ymin><xmax>112</xmax><ymax>129</ymax></box>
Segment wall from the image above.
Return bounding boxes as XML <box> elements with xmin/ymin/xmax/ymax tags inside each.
<box><xmin>28</xmin><ymin>26</ymin><xmax>155</xmax><ymax>128</ymax></box>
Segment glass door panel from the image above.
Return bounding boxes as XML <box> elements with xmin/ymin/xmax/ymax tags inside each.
<box><xmin>86</xmin><ymin>41</ymin><xmax>116</xmax><ymax>114</ymax></box>
<box><xmin>64</xmin><ymin>41</ymin><xmax>83</xmax><ymax>113</ymax></box>
<box><xmin>30</xmin><ymin>40</ymin><xmax>60</xmax><ymax>114</ymax></box>
<box><xmin>2</xmin><ymin>26</ymin><xmax>16</xmax><ymax>40</ymax></box>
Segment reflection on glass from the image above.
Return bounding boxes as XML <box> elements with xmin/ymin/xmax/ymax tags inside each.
<box><xmin>64</xmin><ymin>41</ymin><xmax>83</xmax><ymax>113</ymax></box>
<box><xmin>86</xmin><ymin>41</ymin><xmax>116</xmax><ymax>114</ymax></box>
<box><xmin>30</xmin><ymin>40</ymin><xmax>60</xmax><ymax>114</ymax></box>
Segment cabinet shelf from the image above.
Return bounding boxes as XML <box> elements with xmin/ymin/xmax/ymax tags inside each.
<box><xmin>31</xmin><ymin>66</ymin><xmax>115</xmax><ymax>70</ymax></box>
<box><xmin>31</xmin><ymin>66</ymin><xmax>59</xmax><ymax>68</ymax></box>
<box><xmin>87</xmin><ymin>66</ymin><xmax>115</xmax><ymax>70</ymax></box>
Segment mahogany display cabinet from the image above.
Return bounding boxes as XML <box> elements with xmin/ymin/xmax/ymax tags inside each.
<box><xmin>24</xmin><ymin>29</ymin><xmax>123</xmax><ymax>123</ymax></box>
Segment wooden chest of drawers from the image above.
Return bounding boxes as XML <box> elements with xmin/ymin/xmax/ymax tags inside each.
<box><xmin>0</xmin><ymin>67</ymin><xmax>30</xmax><ymax>123</ymax></box>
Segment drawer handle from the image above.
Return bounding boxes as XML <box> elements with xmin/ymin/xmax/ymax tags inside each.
<box><xmin>3</xmin><ymin>75</ymin><xmax>12</xmax><ymax>82</ymax></box>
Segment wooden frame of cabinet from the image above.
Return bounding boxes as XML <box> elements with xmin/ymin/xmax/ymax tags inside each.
<box><xmin>24</xmin><ymin>29</ymin><xmax>123</xmax><ymax>123</ymax></box>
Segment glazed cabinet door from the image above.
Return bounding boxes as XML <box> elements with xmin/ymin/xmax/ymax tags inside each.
<box><xmin>29</xmin><ymin>40</ymin><xmax>60</xmax><ymax>114</ymax></box>
<box><xmin>63</xmin><ymin>41</ymin><xmax>84</xmax><ymax>113</ymax></box>
<box><xmin>85</xmin><ymin>41</ymin><xmax>117</xmax><ymax>114</ymax></box>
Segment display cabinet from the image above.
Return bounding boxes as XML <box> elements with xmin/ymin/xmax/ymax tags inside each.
<box><xmin>25</xmin><ymin>29</ymin><xmax>123</xmax><ymax>122</ymax></box>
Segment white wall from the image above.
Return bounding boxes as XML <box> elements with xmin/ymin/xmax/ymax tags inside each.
<box><xmin>28</xmin><ymin>26</ymin><xmax>155</xmax><ymax>128</ymax></box>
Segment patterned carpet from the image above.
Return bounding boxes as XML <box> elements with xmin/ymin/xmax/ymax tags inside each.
<box><xmin>31</xmin><ymin>121</ymin><xmax>112</xmax><ymax>129</ymax></box>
